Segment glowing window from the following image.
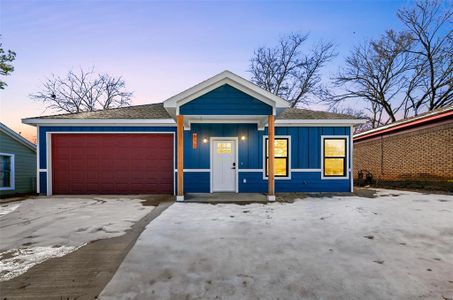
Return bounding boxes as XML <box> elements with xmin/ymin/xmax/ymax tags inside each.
<box><xmin>323</xmin><ymin>138</ymin><xmax>347</xmax><ymax>177</ymax></box>
<box><xmin>265</xmin><ymin>138</ymin><xmax>289</xmax><ymax>177</ymax></box>
<box><xmin>217</xmin><ymin>142</ymin><xmax>232</xmax><ymax>154</ymax></box>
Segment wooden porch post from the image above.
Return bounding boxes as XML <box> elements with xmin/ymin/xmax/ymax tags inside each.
<box><xmin>268</xmin><ymin>115</ymin><xmax>275</xmax><ymax>201</ymax></box>
<box><xmin>177</xmin><ymin>115</ymin><xmax>184</xmax><ymax>201</ymax></box>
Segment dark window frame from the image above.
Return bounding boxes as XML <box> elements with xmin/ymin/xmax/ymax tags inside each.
<box><xmin>323</xmin><ymin>138</ymin><xmax>347</xmax><ymax>177</ymax></box>
<box><xmin>265</xmin><ymin>137</ymin><xmax>289</xmax><ymax>178</ymax></box>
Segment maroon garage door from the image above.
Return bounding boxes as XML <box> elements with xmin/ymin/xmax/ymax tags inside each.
<box><xmin>51</xmin><ymin>134</ymin><xmax>173</xmax><ymax>194</ymax></box>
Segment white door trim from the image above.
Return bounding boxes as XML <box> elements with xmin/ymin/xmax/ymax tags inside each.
<box><xmin>210</xmin><ymin>137</ymin><xmax>239</xmax><ymax>193</ymax></box>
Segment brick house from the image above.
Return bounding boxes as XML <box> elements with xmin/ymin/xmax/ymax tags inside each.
<box><xmin>353</xmin><ymin>105</ymin><xmax>453</xmax><ymax>190</ymax></box>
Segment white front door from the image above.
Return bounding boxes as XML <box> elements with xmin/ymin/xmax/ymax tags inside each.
<box><xmin>212</xmin><ymin>139</ymin><xmax>236</xmax><ymax>192</ymax></box>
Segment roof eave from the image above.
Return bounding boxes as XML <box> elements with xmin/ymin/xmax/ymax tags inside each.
<box><xmin>276</xmin><ymin>119</ymin><xmax>366</xmax><ymax>125</ymax></box>
<box><xmin>0</xmin><ymin>123</ymin><xmax>36</xmax><ymax>151</ymax></box>
<box><xmin>354</xmin><ymin>109</ymin><xmax>453</xmax><ymax>141</ymax></box>
<box><xmin>22</xmin><ymin>118</ymin><xmax>177</xmax><ymax>126</ymax></box>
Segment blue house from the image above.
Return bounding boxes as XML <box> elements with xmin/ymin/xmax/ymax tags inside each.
<box><xmin>23</xmin><ymin>71</ymin><xmax>364</xmax><ymax>200</ymax></box>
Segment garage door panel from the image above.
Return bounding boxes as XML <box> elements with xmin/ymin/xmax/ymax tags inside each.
<box><xmin>52</xmin><ymin>134</ymin><xmax>174</xmax><ymax>194</ymax></box>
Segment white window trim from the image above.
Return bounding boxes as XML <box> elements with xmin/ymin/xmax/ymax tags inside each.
<box><xmin>321</xmin><ymin>135</ymin><xmax>350</xmax><ymax>180</ymax></box>
<box><xmin>262</xmin><ymin>135</ymin><xmax>292</xmax><ymax>180</ymax></box>
<box><xmin>0</xmin><ymin>153</ymin><xmax>15</xmax><ymax>191</ymax></box>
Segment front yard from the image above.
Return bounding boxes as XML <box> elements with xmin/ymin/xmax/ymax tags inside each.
<box><xmin>101</xmin><ymin>189</ymin><xmax>453</xmax><ymax>300</ymax></box>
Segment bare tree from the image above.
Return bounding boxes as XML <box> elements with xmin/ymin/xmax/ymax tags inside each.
<box><xmin>327</xmin><ymin>30</ymin><xmax>414</xmax><ymax>126</ymax></box>
<box><xmin>398</xmin><ymin>0</ymin><xmax>453</xmax><ymax>114</ymax></box>
<box><xmin>31</xmin><ymin>68</ymin><xmax>132</xmax><ymax>113</ymax></box>
<box><xmin>249</xmin><ymin>33</ymin><xmax>337</xmax><ymax>107</ymax></box>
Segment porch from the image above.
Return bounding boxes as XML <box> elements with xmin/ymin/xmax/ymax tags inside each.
<box><xmin>184</xmin><ymin>193</ymin><xmax>267</xmax><ymax>204</ymax></box>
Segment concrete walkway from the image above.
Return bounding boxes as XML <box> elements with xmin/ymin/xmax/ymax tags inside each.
<box><xmin>185</xmin><ymin>193</ymin><xmax>267</xmax><ymax>204</ymax></box>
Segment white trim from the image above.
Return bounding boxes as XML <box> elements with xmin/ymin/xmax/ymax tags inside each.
<box><xmin>262</xmin><ymin>135</ymin><xmax>292</xmax><ymax>180</ymax></box>
<box><xmin>275</xmin><ymin>119</ymin><xmax>365</xmax><ymax>126</ymax></box>
<box><xmin>210</xmin><ymin>137</ymin><xmax>239</xmax><ymax>193</ymax></box>
<box><xmin>174</xmin><ymin>169</ymin><xmax>210</xmax><ymax>172</ymax></box>
<box><xmin>39</xmin><ymin>169</ymin><xmax>48</xmax><ymax>172</ymax></box>
<box><xmin>239</xmin><ymin>168</ymin><xmax>323</xmax><ymax>173</ymax></box>
<box><xmin>36</xmin><ymin>125</ymin><xmax>40</xmax><ymax>194</ymax></box>
<box><xmin>292</xmin><ymin>169</ymin><xmax>322</xmax><ymax>172</ymax></box>
<box><xmin>163</xmin><ymin>70</ymin><xmax>289</xmax><ymax>110</ymax></box>
<box><xmin>0</xmin><ymin>153</ymin><xmax>15</xmax><ymax>191</ymax></box>
<box><xmin>45</xmin><ymin>131</ymin><xmax>176</xmax><ymax>196</ymax></box>
<box><xmin>320</xmin><ymin>135</ymin><xmax>350</xmax><ymax>180</ymax></box>
<box><xmin>238</xmin><ymin>169</ymin><xmax>263</xmax><ymax>172</ymax></box>
<box><xmin>22</xmin><ymin>118</ymin><xmax>176</xmax><ymax>126</ymax></box>
<box><xmin>350</xmin><ymin>125</ymin><xmax>354</xmax><ymax>192</ymax></box>
<box><xmin>176</xmin><ymin>195</ymin><xmax>184</xmax><ymax>201</ymax></box>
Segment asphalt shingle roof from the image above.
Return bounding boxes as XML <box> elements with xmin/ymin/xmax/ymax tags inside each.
<box><xmin>276</xmin><ymin>107</ymin><xmax>356</xmax><ymax>120</ymax></box>
<box><xmin>25</xmin><ymin>103</ymin><xmax>357</xmax><ymax>120</ymax></box>
<box><xmin>31</xmin><ymin>103</ymin><xmax>171</xmax><ymax>119</ymax></box>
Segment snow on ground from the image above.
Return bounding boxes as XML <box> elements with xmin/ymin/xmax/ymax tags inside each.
<box><xmin>101</xmin><ymin>189</ymin><xmax>453</xmax><ymax>300</ymax></box>
<box><xmin>0</xmin><ymin>246</ymin><xmax>80</xmax><ymax>281</ymax></box>
<box><xmin>0</xmin><ymin>203</ymin><xmax>20</xmax><ymax>217</ymax></box>
<box><xmin>0</xmin><ymin>196</ymin><xmax>154</xmax><ymax>281</ymax></box>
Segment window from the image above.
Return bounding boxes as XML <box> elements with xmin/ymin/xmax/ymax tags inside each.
<box><xmin>323</xmin><ymin>138</ymin><xmax>347</xmax><ymax>177</ymax></box>
<box><xmin>0</xmin><ymin>153</ymin><xmax>14</xmax><ymax>190</ymax></box>
<box><xmin>217</xmin><ymin>142</ymin><xmax>232</xmax><ymax>154</ymax></box>
<box><xmin>265</xmin><ymin>137</ymin><xmax>289</xmax><ymax>177</ymax></box>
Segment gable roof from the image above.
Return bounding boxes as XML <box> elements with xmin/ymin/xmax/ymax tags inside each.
<box><xmin>22</xmin><ymin>70</ymin><xmax>364</xmax><ymax>126</ymax></box>
<box><xmin>0</xmin><ymin>123</ymin><xmax>36</xmax><ymax>151</ymax></box>
<box><xmin>27</xmin><ymin>103</ymin><xmax>171</xmax><ymax>120</ymax></box>
<box><xmin>354</xmin><ymin>105</ymin><xmax>453</xmax><ymax>141</ymax></box>
<box><xmin>23</xmin><ymin>103</ymin><xmax>360</xmax><ymax>124</ymax></box>
<box><xmin>163</xmin><ymin>70</ymin><xmax>289</xmax><ymax>117</ymax></box>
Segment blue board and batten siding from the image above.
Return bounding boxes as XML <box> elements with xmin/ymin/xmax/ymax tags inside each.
<box><xmin>36</xmin><ymin>82</ymin><xmax>353</xmax><ymax>194</ymax></box>
<box><xmin>183</xmin><ymin>123</ymin><xmax>351</xmax><ymax>193</ymax></box>
<box><xmin>37</xmin><ymin>124</ymin><xmax>351</xmax><ymax>194</ymax></box>
<box><xmin>180</xmin><ymin>84</ymin><xmax>273</xmax><ymax>115</ymax></box>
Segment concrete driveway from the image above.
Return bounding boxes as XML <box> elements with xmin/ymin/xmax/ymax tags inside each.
<box><xmin>0</xmin><ymin>195</ymin><xmax>172</xmax><ymax>299</ymax></box>
<box><xmin>101</xmin><ymin>189</ymin><xmax>453</xmax><ymax>300</ymax></box>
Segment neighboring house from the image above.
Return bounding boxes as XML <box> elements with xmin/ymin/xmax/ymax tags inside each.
<box><xmin>353</xmin><ymin>105</ymin><xmax>453</xmax><ymax>189</ymax></box>
<box><xmin>0</xmin><ymin>123</ymin><xmax>37</xmax><ymax>198</ymax></box>
<box><xmin>23</xmin><ymin>71</ymin><xmax>364</xmax><ymax>200</ymax></box>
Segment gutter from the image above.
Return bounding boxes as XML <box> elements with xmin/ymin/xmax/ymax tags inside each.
<box><xmin>354</xmin><ymin>109</ymin><xmax>453</xmax><ymax>142</ymax></box>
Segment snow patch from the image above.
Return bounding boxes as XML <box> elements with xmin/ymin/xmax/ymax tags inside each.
<box><xmin>0</xmin><ymin>204</ymin><xmax>20</xmax><ymax>217</ymax></box>
<box><xmin>0</xmin><ymin>246</ymin><xmax>81</xmax><ymax>281</ymax></box>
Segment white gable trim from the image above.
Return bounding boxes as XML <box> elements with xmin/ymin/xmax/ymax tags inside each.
<box><xmin>163</xmin><ymin>71</ymin><xmax>289</xmax><ymax>113</ymax></box>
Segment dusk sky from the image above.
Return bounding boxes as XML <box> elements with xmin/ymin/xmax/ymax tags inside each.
<box><xmin>1</xmin><ymin>0</ymin><xmax>409</xmax><ymax>142</ymax></box>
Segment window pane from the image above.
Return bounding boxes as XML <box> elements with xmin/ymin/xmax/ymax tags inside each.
<box><xmin>275</xmin><ymin>158</ymin><xmax>287</xmax><ymax>176</ymax></box>
<box><xmin>324</xmin><ymin>139</ymin><xmax>346</xmax><ymax>157</ymax></box>
<box><xmin>266</xmin><ymin>138</ymin><xmax>288</xmax><ymax>157</ymax></box>
<box><xmin>0</xmin><ymin>156</ymin><xmax>11</xmax><ymax>188</ymax></box>
<box><xmin>266</xmin><ymin>158</ymin><xmax>288</xmax><ymax>177</ymax></box>
<box><xmin>275</xmin><ymin>139</ymin><xmax>287</xmax><ymax>157</ymax></box>
<box><xmin>324</xmin><ymin>158</ymin><xmax>345</xmax><ymax>176</ymax></box>
<box><xmin>217</xmin><ymin>142</ymin><xmax>232</xmax><ymax>154</ymax></box>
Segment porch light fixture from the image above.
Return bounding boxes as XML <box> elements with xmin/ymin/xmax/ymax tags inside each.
<box><xmin>240</xmin><ymin>135</ymin><xmax>247</xmax><ymax>141</ymax></box>
<box><xmin>202</xmin><ymin>138</ymin><xmax>208</xmax><ymax>144</ymax></box>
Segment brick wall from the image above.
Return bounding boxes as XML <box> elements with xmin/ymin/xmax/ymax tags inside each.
<box><xmin>353</xmin><ymin>120</ymin><xmax>453</xmax><ymax>182</ymax></box>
